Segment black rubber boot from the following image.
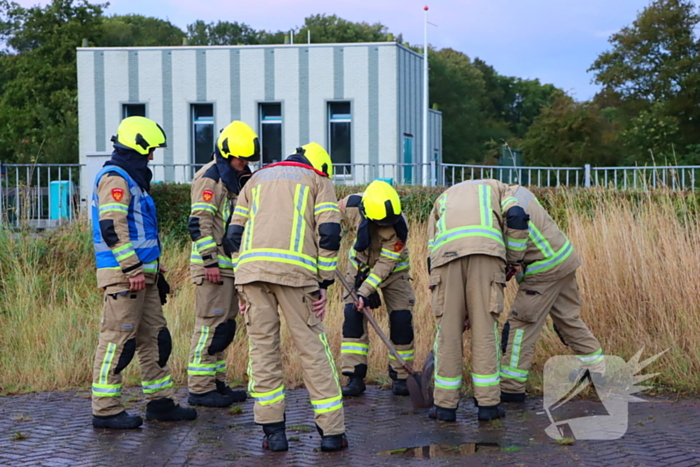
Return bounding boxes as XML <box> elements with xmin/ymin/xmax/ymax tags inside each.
<box><xmin>391</xmin><ymin>379</ymin><xmax>410</xmax><ymax>396</ymax></box>
<box><xmin>145</xmin><ymin>398</ymin><xmax>197</xmax><ymax>422</ymax></box>
<box><xmin>428</xmin><ymin>405</ymin><xmax>457</xmax><ymax>422</ymax></box>
<box><xmin>342</xmin><ymin>377</ymin><xmax>366</xmax><ymax>397</ymax></box>
<box><xmin>92</xmin><ymin>411</ymin><xmax>143</xmax><ymax>429</ymax></box>
<box><xmin>188</xmin><ymin>389</ymin><xmax>234</xmax><ymax>408</ymax></box>
<box><xmin>478</xmin><ymin>404</ymin><xmax>506</xmax><ymax>421</ymax></box>
<box><xmin>501</xmin><ymin>392</ymin><xmax>526</xmax><ymax>403</ymax></box>
<box><xmin>316</xmin><ymin>424</ymin><xmax>349</xmax><ymax>452</ymax></box>
<box><xmin>216</xmin><ymin>380</ymin><xmax>247</xmax><ymax>403</ymax></box>
<box><xmin>321</xmin><ymin>434</ymin><xmax>349</xmax><ymax>452</ymax></box>
<box><xmin>262</xmin><ymin>421</ymin><xmax>288</xmax><ymax>452</ymax></box>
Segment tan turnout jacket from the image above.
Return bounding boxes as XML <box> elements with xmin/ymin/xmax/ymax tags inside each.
<box><xmin>339</xmin><ymin>193</ymin><xmax>410</xmax><ymax>298</ymax></box>
<box><xmin>428</xmin><ymin>179</ymin><xmax>528</xmax><ymax>271</ymax></box>
<box><xmin>189</xmin><ymin>160</ymin><xmax>248</xmax><ymax>279</ymax></box>
<box><xmin>504</xmin><ymin>185</ymin><xmax>581</xmax><ymax>282</ymax></box>
<box><xmin>231</xmin><ymin>162</ymin><xmax>341</xmax><ymax>288</ymax></box>
<box><xmin>95</xmin><ymin>174</ymin><xmax>158</xmax><ymax>288</ymax></box>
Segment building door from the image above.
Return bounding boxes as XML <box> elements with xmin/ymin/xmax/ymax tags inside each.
<box><xmin>403</xmin><ymin>135</ymin><xmax>413</xmax><ymax>184</ymax></box>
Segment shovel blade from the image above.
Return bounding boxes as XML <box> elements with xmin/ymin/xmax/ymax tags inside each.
<box><xmin>421</xmin><ymin>351</ymin><xmax>435</xmax><ymax>407</ymax></box>
<box><xmin>406</xmin><ymin>373</ymin><xmax>430</xmax><ymax>410</ymax></box>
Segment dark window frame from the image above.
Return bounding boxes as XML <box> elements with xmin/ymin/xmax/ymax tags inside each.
<box><xmin>327</xmin><ymin>101</ymin><xmax>352</xmax><ymax>176</ymax></box>
<box><xmin>258</xmin><ymin>102</ymin><xmax>284</xmax><ymax>165</ymax></box>
<box><xmin>190</xmin><ymin>103</ymin><xmax>215</xmax><ymax>166</ymax></box>
<box><xmin>122</xmin><ymin>103</ymin><xmax>147</xmax><ymax>119</ymax></box>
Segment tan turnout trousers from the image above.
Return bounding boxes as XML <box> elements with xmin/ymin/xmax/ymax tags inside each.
<box><xmin>239</xmin><ymin>282</ymin><xmax>345</xmax><ymax>435</ymax></box>
<box><xmin>500</xmin><ymin>271</ymin><xmax>604</xmax><ymax>394</ymax></box>
<box><xmin>431</xmin><ymin>255</ymin><xmax>506</xmax><ymax>408</ymax></box>
<box><xmin>188</xmin><ymin>277</ymin><xmax>239</xmax><ymax>394</ymax></box>
<box><xmin>92</xmin><ymin>283</ymin><xmax>175</xmax><ymax>416</ymax></box>
<box><xmin>341</xmin><ymin>271</ymin><xmax>416</xmax><ymax>379</ymax></box>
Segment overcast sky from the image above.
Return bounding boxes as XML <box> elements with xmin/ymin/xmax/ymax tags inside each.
<box><xmin>18</xmin><ymin>0</ymin><xmax>655</xmax><ymax>100</ymax></box>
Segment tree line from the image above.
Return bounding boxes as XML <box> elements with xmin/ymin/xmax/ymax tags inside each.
<box><xmin>0</xmin><ymin>0</ymin><xmax>697</xmax><ymax>168</ymax></box>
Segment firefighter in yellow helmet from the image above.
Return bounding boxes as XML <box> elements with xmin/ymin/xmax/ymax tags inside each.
<box><xmin>499</xmin><ymin>185</ymin><xmax>604</xmax><ymax>403</ymax></box>
<box><xmin>427</xmin><ymin>179</ymin><xmax>529</xmax><ymax>422</ymax></box>
<box><xmin>91</xmin><ymin>117</ymin><xmax>196</xmax><ymax>429</ymax></box>
<box><xmin>228</xmin><ymin>142</ymin><xmax>348</xmax><ymax>452</ymax></box>
<box><xmin>186</xmin><ymin>121</ymin><xmax>259</xmax><ymax>407</ymax></box>
<box><xmin>339</xmin><ymin>180</ymin><xmax>416</xmax><ymax>397</ymax></box>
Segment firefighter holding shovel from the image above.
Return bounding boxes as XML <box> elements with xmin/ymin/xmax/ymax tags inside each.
<box><xmin>338</xmin><ymin>180</ymin><xmax>416</xmax><ymax>397</ymax></box>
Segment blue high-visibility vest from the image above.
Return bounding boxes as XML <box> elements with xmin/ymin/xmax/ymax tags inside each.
<box><xmin>92</xmin><ymin>166</ymin><xmax>160</xmax><ymax>270</ymax></box>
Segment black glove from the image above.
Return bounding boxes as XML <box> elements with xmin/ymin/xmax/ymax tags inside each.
<box><xmin>358</xmin><ymin>291</ymin><xmax>382</xmax><ymax>310</ymax></box>
<box><xmin>157</xmin><ymin>272</ymin><xmax>171</xmax><ymax>306</ymax></box>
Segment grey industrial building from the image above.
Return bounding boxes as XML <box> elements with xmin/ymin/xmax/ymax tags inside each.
<box><xmin>77</xmin><ymin>41</ymin><xmax>442</xmax><ymax>198</ymax></box>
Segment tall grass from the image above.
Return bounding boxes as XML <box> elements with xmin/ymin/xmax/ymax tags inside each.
<box><xmin>1</xmin><ymin>189</ymin><xmax>698</xmax><ymax>395</ymax></box>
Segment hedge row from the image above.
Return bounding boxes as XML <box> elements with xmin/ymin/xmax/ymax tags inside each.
<box><xmin>150</xmin><ymin>183</ymin><xmax>700</xmax><ymax>241</ymax></box>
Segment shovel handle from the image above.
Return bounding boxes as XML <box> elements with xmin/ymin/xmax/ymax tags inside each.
<box><xmin>334</xmin><ymin>270</ymin><xmax>414</xmax><ymax>375</ymax></box>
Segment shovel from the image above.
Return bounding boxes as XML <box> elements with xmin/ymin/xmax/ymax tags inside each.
<box><xmin>334</xmin><ymin>270</ymin><xmax>434</xmax><ymax>410</ymax></box>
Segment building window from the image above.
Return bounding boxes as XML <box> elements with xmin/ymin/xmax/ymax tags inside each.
<box><xmin>122</xmin><ymin>103</ymin><xmax>146</xmax><ymax>119</ymax></box>
<box><xmin>328</xmin><ymin>102</ymin><xmax>351</xmax><ymax>175</ymax></box>
<box><xmin>191</xmin><ymin>104</ymin><xmax>214</xmax><ymax>165</ymax></box>
<box><xmin>259</xmin><ymin>103</ymin><xmax>282</xmax><ymax>164</ymax></box>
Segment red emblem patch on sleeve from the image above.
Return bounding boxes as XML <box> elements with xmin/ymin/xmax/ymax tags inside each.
<box><xmin>202</xmin><ymin>190</ymin><xmax>214</xmax><ymax>202</ymax></box>
<box><xmin>394</xmin><ymin>241</ymin><xmax>405</xmax><ymax>252</ymax></box>
<box><xmin>111</xmin><ymin>188</ymin><xmax>124</xmax><ymax>202</ymax></box>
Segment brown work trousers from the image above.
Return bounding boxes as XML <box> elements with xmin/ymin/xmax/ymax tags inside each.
<box><xmin>92</xmin><ymin>283</ymin><xmax>175</xmax><ymax>416</ymax></box>
<box><xmin>188</xmin><ymin>277</ymin><xmax>239</xmax><ymax>394</ymax></box>
<box><xmin>341</xmin><ymin>271</ymin><xmax>416</xmax><ymax>379</ymax></box>
<box><xmin>431</xmin><ymin>255</ymin><xmax>506</xmax><ymax>408</ymax></box>
<box><xmin>500</xmin><ymin>271</ymin><xmax>603</xmax><ymax>394</ymax></box>
<box><xmin>238</xmin><ymin>282</ymin><xmax>345</xmax><ymax>435</ymax></box>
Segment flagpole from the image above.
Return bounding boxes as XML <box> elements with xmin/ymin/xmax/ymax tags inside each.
<box><xmin>422</xmin><ymin>5</ymin><xmax>430</xmax><ymax>187</ymax></box>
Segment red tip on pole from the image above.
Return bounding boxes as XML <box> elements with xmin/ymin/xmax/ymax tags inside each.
<box><xmin>424</xmin><ymin>5</ymin><xmax>429</xmax><ymax>10</ymax></box>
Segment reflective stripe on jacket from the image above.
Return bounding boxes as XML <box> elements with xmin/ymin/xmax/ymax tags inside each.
<box><xmin>92</xmin><ymin>165</ymin><xmax>160</xmax><ymax>288</ymax></box>
<box><xmin>428</xmin><ymin>179</ymin><xmax>527</xmax><ymax>271</ymax></box>
<box><xmin>503</xmin><ymin>186</ymin><xmax>581</xmax><ymax>282</ymax></box>
<box><xmin>231</xmin><ymin>162</ymin><xmax>341</xmax><ymax>288</ymax></box>
<box><xmin>189</xmin><ymin>160</ymin><xmax>245</xmax><ymax>279</ymax></box>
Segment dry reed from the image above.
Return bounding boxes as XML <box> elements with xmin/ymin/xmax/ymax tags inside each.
<box><xmin>1</xmin><ymin>189</ymin><xmax>697</xmax><ymax>395</ymax></box>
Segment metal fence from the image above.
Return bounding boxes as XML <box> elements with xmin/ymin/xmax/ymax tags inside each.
<box><xmin>0</xmin><ymin>163</ymin><xmax>81</xmax><ymax>229</ymax></box>
<box><xmin>4</xmin><ymin>161</ymin><xmax>700</xmax><ymax>229</ymax></box>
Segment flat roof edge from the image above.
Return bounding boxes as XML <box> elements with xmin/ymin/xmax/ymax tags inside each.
<box><xmin>78</xmin><ymin>41</ymin><xmax>421</xmax><ymax>55</ymax></box>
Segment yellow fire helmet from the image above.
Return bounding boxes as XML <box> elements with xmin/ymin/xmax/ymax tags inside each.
<box><xmin>298</xmin><ymin>142</ymin><xmax>333</xmax><ymax>178</ymax></box>
<box><xmin>111</xmin><ymin>116</ymin><xmax>167</xmax><ymax>155</ymax></box>
<box><xmin>362</xmin><ymin>180</ymin><xmax>402</xmax><ymax>224</ymax></box>
<box><xmin>217</xmin><ymin>121</ymin><xmax>260</xmax><ymax>160</ymax></box>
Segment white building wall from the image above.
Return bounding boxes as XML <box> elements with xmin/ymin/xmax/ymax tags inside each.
<box><xmin>239</xmin><ymin>49</ymin><xmax>265</xmax><ymax>131</ymax></box>
<box><xmin>78</xmin><ymin>43</ymin><xmax>439</xmax><ymax>197</ymax></box>
<box><xmin>207</xmin><ymin>49</ymin><xmax>232</xmax><ymax>137</ymax></box>
<box><xmin>274</xmin><ymin>47</ymin><xmax>300</xmax><ymax>155</ymax></box>
<box><xmin>103</xmin><ymin>51</ymin><xmax>130</xmax><ymax>152</ymax></box>
<box><xmin>344</xmin><ymin>46</ymin><xmax>369</xmax><ymax>168</ymax></box>
<box><xmin>307</xmin><ymin>47</ymin><xmax>334</xmax><ymax>151</ymax></box>
<box><xmin>378</xmin><ymin>46</ymin><xmax>398</xmax><ymax>175</ymax></box>
<box><xmin>77</xmin><ymin>51</ymin><xmax>96</xmax><ymax>204</ymax></box>
<box><xmin>138</xmin><ymin>50</ymin><xmax>164</xmax><ymax>164</ymax></box>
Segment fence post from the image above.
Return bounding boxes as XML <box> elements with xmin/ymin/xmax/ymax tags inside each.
<box><xmin>584</xmin><ymin>164</ymin><xmax>591</xmax><ymax>188</ymax></box>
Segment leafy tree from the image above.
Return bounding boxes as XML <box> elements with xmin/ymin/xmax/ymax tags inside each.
<box><xmin>0</xmin><ymin>0</ymin><xmax>105</xmax><ymax>163</ymax></box>
<box><xmin>428</xmin><ymin>48</ymin><xmax>486</xmax><ymax>164</ymax></box>
<box><xmin>297</xmin><ymin>14</ymin><xmax>399</xmax><ymax>44</ymax></box>
<box><xmin>590</xmin><ymin>0</ymin><xmax>700</xmax><ymax>161</ymax></box>
<box><xmin>186</xmin><ymin>20</ymin><xmax>259</xmax><ymax>46</ymax></box>
<box><xmin>522</xmin><ymin>95</ymin><xmax>620</xmax><ymax>167</ymax></box>
<box><xmin>100</xmin><ymin>14</ymin><xmax>184</xmax><ymax>47</ymax></box>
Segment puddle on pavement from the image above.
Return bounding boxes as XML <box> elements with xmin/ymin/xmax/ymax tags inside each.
<box><xmin>378</xmin><ymin>442</ymin><xmax>522</xmax><ymax>458</ymax></box>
